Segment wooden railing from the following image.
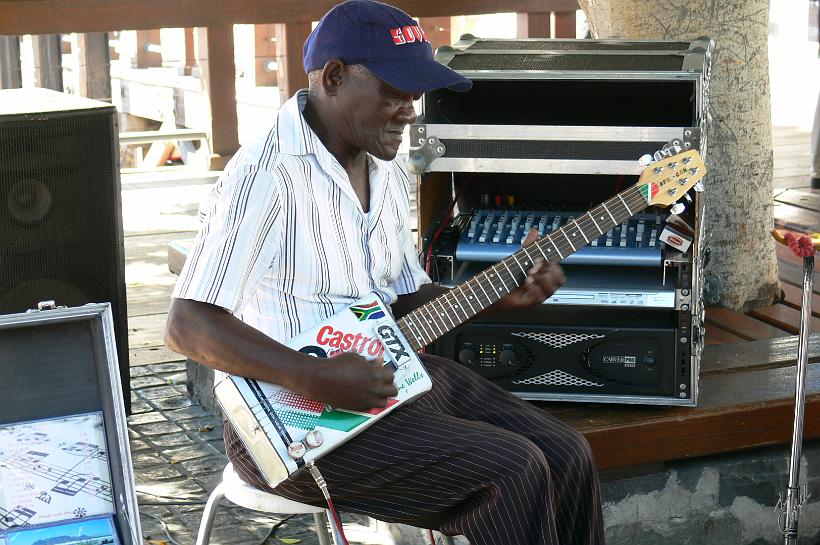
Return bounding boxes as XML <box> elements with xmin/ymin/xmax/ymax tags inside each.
<box><xmin>0</xmin><ymin>0</ymin><xmax>580</xmax><ymax>168</ymax></box>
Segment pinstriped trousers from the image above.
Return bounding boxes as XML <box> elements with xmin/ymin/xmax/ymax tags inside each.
<box><xmin>226</xmin><ymin>354</ymin><xmax>605</xmax><ymax>545</ymax></box>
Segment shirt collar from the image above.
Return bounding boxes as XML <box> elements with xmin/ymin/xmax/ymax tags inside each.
<box><xmin>276</xmin><ymin>89</ymin><xmax>389</xmax><ymax>178</ymax></box>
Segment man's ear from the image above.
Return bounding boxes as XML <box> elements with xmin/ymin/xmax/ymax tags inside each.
<box><xmin>320</xmin><ymin>59</ymin><xmax>346</xmax><ymax>96</ymax></box>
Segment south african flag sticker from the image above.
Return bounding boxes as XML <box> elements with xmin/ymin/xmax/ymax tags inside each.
<box><xmin>350</xmin><ymin>300</ymin><xmax>386</xmax><ymax>321</ymax></box>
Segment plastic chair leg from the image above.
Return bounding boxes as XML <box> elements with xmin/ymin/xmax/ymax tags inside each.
<box><xmin>195</xmin><ymin>482</ymin><xmax>226</xmax><ymax>545</ymax></box>
<box><xmin>314</xmin><ymin>511</ymin><xmax>334</xmax><ymax>545</ymax></box>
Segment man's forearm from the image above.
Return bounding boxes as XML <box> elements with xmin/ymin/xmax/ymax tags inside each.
<box><xmin>164</xmin><ymin>298</ymin><xmax>312</xmax><ymax>392</ymax></box>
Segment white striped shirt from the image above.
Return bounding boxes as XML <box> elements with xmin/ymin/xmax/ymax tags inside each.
<box><xmin>173</xmin><ymin>90</ymin><xmax>430</xmax><ymax>344</ymax></box>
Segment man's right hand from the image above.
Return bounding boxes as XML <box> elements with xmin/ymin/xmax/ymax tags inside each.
<box><xmin>300</xmin><ymin>352</ymin><xmax>398</xmax><ymax>412</ymax></box>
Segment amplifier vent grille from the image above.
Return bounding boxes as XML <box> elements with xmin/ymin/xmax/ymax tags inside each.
<box><xmin>512</xmin><ymin>332</ymin><xmax>604</xmax><ymax>349</ymax></box>
<box><xmin>512</xmin><ymin>370</ymin><xmax>603</xmax><ymax>387</ymax></box>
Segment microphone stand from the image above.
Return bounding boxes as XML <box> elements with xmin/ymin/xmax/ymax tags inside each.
<box><xmin>777</xmin><ymin>250</ymin><xmax>814</xmax><ymax>544</ymax></box>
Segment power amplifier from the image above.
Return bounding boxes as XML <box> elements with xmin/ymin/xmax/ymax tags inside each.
<box><xmin>430</xmin><ymin>307</ymin><xmax>694</xmax><ymax>405</ymax></box>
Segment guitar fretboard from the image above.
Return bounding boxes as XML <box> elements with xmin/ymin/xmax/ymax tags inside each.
<box><xmin>397</xmin><ymin>184</ymin><xmax>649</xmax><ymax>351</ymax></box>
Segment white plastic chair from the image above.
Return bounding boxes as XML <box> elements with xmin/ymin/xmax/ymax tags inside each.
<box><xmin>195</xmin><ymin>462</ymin><xmax>335</xmax><ymax>545</ymax></box>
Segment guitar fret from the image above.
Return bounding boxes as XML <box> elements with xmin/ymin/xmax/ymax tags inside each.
<box><xmin>435</xmin><ymin>296</ymin><xmax>457</xmax><ymax>329</ymax></box>
<box><xmin>475</xmin><ymin>274</ymin><xmax>494</xmax><ymax>304</ymax></box>
<box><xmin>617</xmin><ymin>193</ymin><xmax>633</xmax><ymax>216</ymax></box>
<box><xmin>574</xmin><ymin>219</ymin><xmax>590</xmax><ymax>243</ymax></box>
<box><xmin>587</xmin><ymin>211</ymin><xmax>601</xmax><ymax>232</ymax></box>
<box><xmin>402</xmin><ymin>313</ymin><xmax>428</xmax><ymax>348</ymax></box>
<box><xmin>561</xmin><ymin>229</ymin><xmax>576</xmax><ymax>251</ymax></box>
<box><xmin>426</xmin><ymin>308</ymin><xmax>445</xmax><ymax>336</ymax></box>
<box><xmin>602</xmin><ymin>203</ymin><xmax>617</xmax><ymax>224</ymax></box>
<box><xmin>412</xmin><ymin>310</ymin><xmax>433</xmax><ymax>343</ymax></box>
<box><xmin>500</xmin><ymin>260</ymin><xmax>519</xmax><ymax>288</ymax></box>
<box><xmin>550</xmin><ymin>237</ymin><xmax>564</xmax><ymax>260</ymax></box>
<box><xmin>511</xmin><ymin>252</ymin><xmax>528</xmax><ymax>274</ymax></box>
<box><xmin>459</xmin><ymin>284</ymin><xmax>478</xmax><ymax>315</ymax></box>
<box><xmin>484</xmin><ymin>270</ymin><xmax>502</xmax><ymax>297</ymax></box>
<box><xmin>444</xmin><ymin>290</ymin><xmax>467</xmax><ymax>322</ymax></box>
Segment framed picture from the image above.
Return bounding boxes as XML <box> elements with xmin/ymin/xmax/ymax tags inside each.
<box><xmin>5</xmin><ymin>516</ymin><xmax>118</xmax><ymax>545</ymax></box>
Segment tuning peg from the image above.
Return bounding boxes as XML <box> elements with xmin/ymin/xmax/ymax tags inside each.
<box><xmin>662</xmin><ymin>140</ymin><xmax>683</xmax><ymax>155</ymax></box>
<box><xmin>684</xmin><ymin>194</ymin><xmax>693</xmax><ymax>203</ymax></box>
<box><xmin>669</xmin><ymin>202</ymin><xmax>686</xmax><ymax>215</ymax></box>
<box><xmin>693</xmin><ymin>182</ymin><xmax>705</xmax><ymax>192</ymax></box>
<box><xmin>653</xmin><ymin>150</ymin><xmax>665</xmax><ymax>161</ymax></box>
<box><xmin>638</xmin><ymin>154</ymin><xmax>654</xmax><ymax>166</ymax></box>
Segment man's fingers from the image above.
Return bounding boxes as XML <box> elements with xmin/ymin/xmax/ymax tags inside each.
<box><xmin>523</xmin><ymin>227</ymin><xmax>538</xmax><ymax>246</ymax></box>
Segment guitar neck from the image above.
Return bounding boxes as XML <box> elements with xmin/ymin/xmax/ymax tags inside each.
<box><xmin>396</xmin><ymin>184</ymin><xmax>650</xmax><ymax>352</ymax></box>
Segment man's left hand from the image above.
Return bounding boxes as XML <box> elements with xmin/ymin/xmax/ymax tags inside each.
<box><xmin>494</xmin><ymin>228</ymin><xmax>565</xmax><ymax>311</ymax></box>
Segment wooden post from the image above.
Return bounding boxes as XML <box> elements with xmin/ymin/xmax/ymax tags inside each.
<box><xmin>254</xmin><ymin>24</ymin><xmax>278</xmax><ymax>87</ymax></box>
<box><xmin>32</xmin><ymin>34</ymin><xmax>63</xmax><ymax>90</ymax></box>
<box><xmin>183</xmin><ymin>28</ymin><xmax>196</xmax><ymax>75</ymax></box>
<box><xmin>196</xmin><ymin>24</ymin><xmax>239</xmax><ymax>169</ymax></box>
<box><xmin>0</xmin><ymin>36</ymin><xmax>22</xmax><ymax>89</ymax></box>
<box><xmin>553</xmin><ymin>11</ymin><xmax>577</xmax><ymax>38</ymax></box>
<box><xmin>135</xmin><ymin>28</ymin><xmax>162</xmax><ymax>68</ymax></box>
<box><xmin>274</xmin><ymin>22</ymin><xmax>310</xmax><ymax>105</ymax></box>
<box><xmin>516</xmin><ymin>12</ymin><xmax>551</xmax><ymax>38</ymax></box>
<box><xmin>76</xmin><ymin>32</ymin><xmax>111</xmax><ymax>101</ymax></box>
<box><xmin>419</xmin><ymin>16</ymin><xmax>452</xmax><ymax>53</ymax></box>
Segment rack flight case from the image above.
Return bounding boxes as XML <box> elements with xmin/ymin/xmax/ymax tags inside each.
<box><xmin>412</xmin><ymin>38</ymin><xmax>713</xmax><ymax>406</ymax></box>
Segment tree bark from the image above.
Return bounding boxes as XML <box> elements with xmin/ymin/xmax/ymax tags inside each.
<box><xmin>579</xmin><ymin>0</ymin><xmax>779</xmax><ymax>311</ymax></box>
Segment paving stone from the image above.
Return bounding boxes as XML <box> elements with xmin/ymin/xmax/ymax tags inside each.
<box><xmin>147</xmin><ymin>361</ymin><xmax>188</xmax><ymax>374</ymax></box>
<box><xmin>132</xmin><ymin>450</ymin><xmax>168</xmax><ymax>468</ymax></box>
<box><xmin>131</xmin><ymin>375</ymin><xmax>167</xmax><ymax>389</ymax></box>
<box><xmin>138</xmin><ymin>464</ymin><xmax>187</xmax><ymax>481</ymax></box>
<box><xmin>162</xmin><ymin>371</ymin><xmax>188</xmax><ymax>385</ymax></box>
<box><xmin>176</xmin><ymin>416</ymin><xmax>223</xmax><ymax>432</ymax></box>
<box><xmin>188</xmin><ymin>427</ymin><xmax>226</xmax><ymax>443</ymax></box>
<box><xmin>162</xmin><ymin>443</ymin><xmax>221</xmax><ymax>463</ymax></box>
<box><xmin>140</xmin><ymin>384</ymin><xmax>188</xmax><ymax>400</ymax></box>
<box><xmin>127</xmin><ymin>411</ymin><xmax>167</xmax><ymax>426</ymax></box>
<box><xmin>130</xmin><ymin>398</ymin><xmax>154</xmax><ymax>414</ymax></box>
<box><xmin>129</xmin><ymin>439</ymin><xmax>151</xmax><ymax>452</ymax></box>
<box><xmin>139</xmin><ymin>478</ymin><xmax>207</xmax><ymax>500</ymax></box>
<box><xmin>148</xmin><ymin>432</ymin><xmax>198</xmax><ymax>448</ymax></box>
<box><xmin>163</xmin><ymin>405</ymin><xmax>212</xmax><ymax>421</ymax></box>
<box><xmin>130</xmin><ymin>365</ymin><xmax>154</xmax><ymax>377</ymax></box>
<box><xmin>179</xmin><ymin>455</ymin><xmax>226</xmax><ymax>475</ymax></box>
<box><xmin>132</xmin><ymin>420</ymin><xmax>185</xmax><ymax>436</ymax></box>
<box><xmin>152</xmin><ymin>395</ymin><xmax>195</xmax><ymax>410</ymax></box>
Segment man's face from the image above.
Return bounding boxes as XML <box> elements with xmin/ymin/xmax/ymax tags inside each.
<box><xmin>337</xmin><ymin>67</ymin><xmax>420</xmax><ymax>161</ymax></box>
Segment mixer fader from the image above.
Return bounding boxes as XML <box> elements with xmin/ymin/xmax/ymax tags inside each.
<box><xmin>456</xmin><ymin>209</ymin><xmax>665</xmax><ymax>267</ymax></box>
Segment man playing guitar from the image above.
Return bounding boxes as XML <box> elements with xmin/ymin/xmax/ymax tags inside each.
<box><xmin>165</xmin><ymin>2</ymin><xmax>604</xmax><ymax>544</ymax></box>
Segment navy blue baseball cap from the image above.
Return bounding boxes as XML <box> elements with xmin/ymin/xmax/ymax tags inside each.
<box><xmin>303</xmin><ymin>0</ymin><xmax>472</xmax><ymax>93</ymax></box>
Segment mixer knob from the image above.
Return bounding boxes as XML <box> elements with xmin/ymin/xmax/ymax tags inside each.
<box><xmin>499</xmin><ymin>349</ymin><xmax>517</xmax><ymax>365</ymax></box>
<box><xmin>458</xmin><ymin>347</ymin><xmax>476</xmax><ymax>365</ymax></box>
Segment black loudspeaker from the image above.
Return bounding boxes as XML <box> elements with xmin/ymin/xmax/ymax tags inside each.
<box><xmin>0</xmin><ymin>88</ymin><xmax>130</xmax><ymax>413</ymax></box>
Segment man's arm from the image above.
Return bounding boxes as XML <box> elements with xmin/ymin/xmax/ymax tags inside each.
<box><xmin>164</xmin><ymin>298</ymin><xmax>396</xmax><ymax>411</ymax></box>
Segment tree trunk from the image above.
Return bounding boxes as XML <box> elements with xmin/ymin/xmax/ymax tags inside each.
<box><xmin>578</xmin><ymin>0</ymin><xmax>779</xmax><ymax>311</ymax></box>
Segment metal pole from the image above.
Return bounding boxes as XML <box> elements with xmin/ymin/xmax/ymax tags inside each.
<box><xmin>0</xmin><ymin>35</ymin><xmax>22</xmax><ymax>89</ymax></box>
<box><xmin>780</xmin><ymin>255</ymin><xmax>813</xmax><ymax>544</ymax></box>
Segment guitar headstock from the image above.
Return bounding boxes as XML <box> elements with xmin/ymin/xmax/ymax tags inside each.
<box><xmin>636</xmin><ymin>149</ymin><xmax>706</xmax><ymax>208</ymax></box>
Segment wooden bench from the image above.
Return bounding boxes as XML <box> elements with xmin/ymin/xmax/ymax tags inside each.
<box><xmin>168</xmin><ymin>239</ymin><xmax>820</xmax><ymax>472</ymax></box>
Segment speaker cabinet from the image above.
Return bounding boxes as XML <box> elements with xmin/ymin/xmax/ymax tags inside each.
<box><xmin>0</xmin><ymin>88</ymin><xmax>129</xmax><ymax>412</ymax></box>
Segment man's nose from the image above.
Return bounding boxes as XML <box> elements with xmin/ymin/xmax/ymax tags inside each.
<box><xmin>397</xmin><ymin>103</ymin><xmax>417</xmax><ymax>125</ymax></box>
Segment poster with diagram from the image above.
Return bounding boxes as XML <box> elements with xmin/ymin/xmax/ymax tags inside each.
<box><xmin>0</xmin><ymin>413</ymin><xmax>115</xmax><ymax>530</ymax></box>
